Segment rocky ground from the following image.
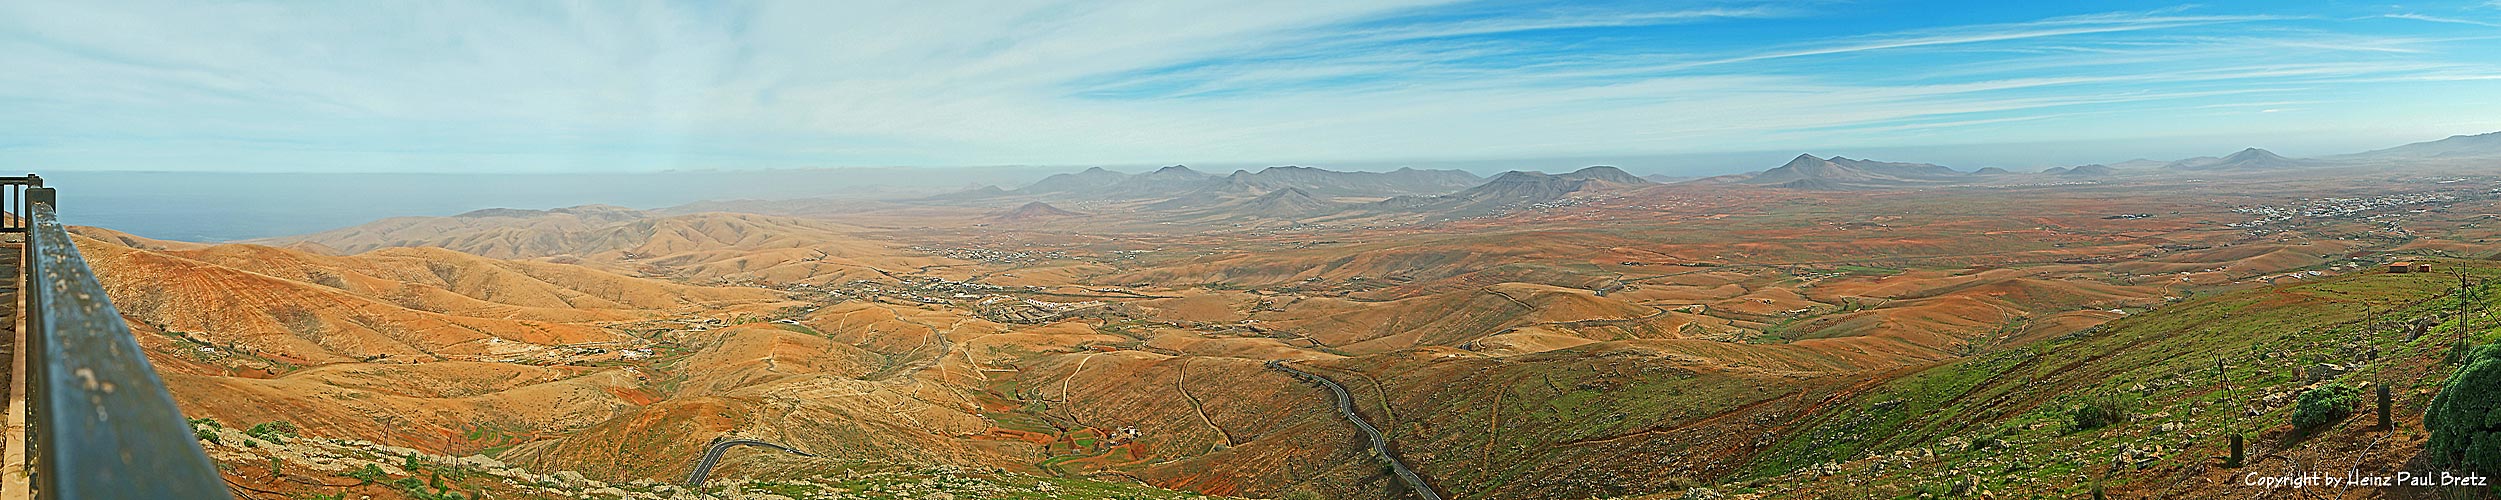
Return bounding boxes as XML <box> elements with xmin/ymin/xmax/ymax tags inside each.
<box><xmin>198</xmin><ymin>419</ymin><xmax>1240</xmax><ymax>500</ymax></box>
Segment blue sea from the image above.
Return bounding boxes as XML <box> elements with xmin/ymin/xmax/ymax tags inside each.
<box><xmin>37</xmin><ymin>168</ymin><xmax>1069</xmax><ymax>242</ymax></box>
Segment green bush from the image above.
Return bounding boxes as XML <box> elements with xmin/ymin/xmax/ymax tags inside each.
<box><xmin>2430</xmin><ymin>344</ymin><xmax>2501</xmax><ymax>475</ymax></box>
<box><xmin>2071</xmin><ymin>394</ymin><xmax>2131</xmax><ymax>431</ymax></box>
<box><xmin>245</xmin><ymin>421</ymin><xmax>298</xmax><ymax>441</ymax></box>
<box><xmin>188</xmin><ymin>417</ymin><xmax>222</xmax><ymax>444</ymax></box>
<box><xmin>344</xmin><ymin>463</ymin><xmax>388</xmax><ymax>485</ymax></box>
<box><xmin>2291</xmin><ymin>384</ymin><xmax>2358</xmax><ymax>431</ymax></box>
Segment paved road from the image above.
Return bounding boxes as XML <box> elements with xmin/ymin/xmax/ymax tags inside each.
<box><xmin>683</xmin><ymin>438</ymin><xmax>817</xmax><ymax>487</ymax></box>
<box><xmin>1268</xmin><ymin>360</ymin><xmax>1444</xmax><ymax>500</ymax></box>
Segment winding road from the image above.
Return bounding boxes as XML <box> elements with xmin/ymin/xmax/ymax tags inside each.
<box><xmin>683</xmin><ymin>438</ymin><xmax>817</xmax><ymax>487</ymax></box>
<box><xmin>1268</xmin><ymin>360</ymin><xmax>1443</xmax><ymax>500</ymax></box>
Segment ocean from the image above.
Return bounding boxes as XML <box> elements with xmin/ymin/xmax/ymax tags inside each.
<box><xmin>36</xmin><ymin>168</ymin><xmax>1069</xmax><ymax>242</ymax></box>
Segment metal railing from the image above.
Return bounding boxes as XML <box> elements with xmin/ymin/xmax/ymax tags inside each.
<box><xmin>0</xmin><ymin>175</ymin><xmax>36</xmax><ymax>233</ymax></box>
<box><xmin>13</xmin><ymin>177</ymin><xmax>232</xmax><ymax>499</ymax></box>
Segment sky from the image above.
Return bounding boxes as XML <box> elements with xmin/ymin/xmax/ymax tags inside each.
<box><xmin>3</xmin><ymin>0</ymin><xmax>2500</xmax><ymax>175</ymax></box>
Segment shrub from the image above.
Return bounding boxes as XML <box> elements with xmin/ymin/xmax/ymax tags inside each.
<box><xmin>188</xmin><ymin>417</ymin><xmax>222</xmax><ymax>445</ymax></box>
<box><xmin>245</xmin><ymin>421</ymin><xmax>298</xmax><ymax>441</ymax></box>
<box><xmin>2291</xmin><ymin>384</ymin><xmax>2358</xmax><ymax>431</ymax></box>
<box><xmin>2071</xmin><ymin>394</ymin><xmax>2131</xmax><ymax>431</ymax></box>
<box><xmin>2429</xmin><ymin>344</ymin><xmax>2501</xmax><ymax>476</ymax></box>
<box><xmin>1970</xmin><ymin>427</ymin><xmax>2010</xmax><ymax>451</ymax></box>
<box><xmin>344</xmin><ymin>463</ymin><xmax>387</xmax><ymax>485</ymax></box>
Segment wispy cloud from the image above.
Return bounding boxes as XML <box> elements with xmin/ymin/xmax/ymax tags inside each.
<box><xmin>0</xmin><ymin>1</ymin><xmax>2494</xmax><ymax>172</ymax></box>
<box><xmin>2386</xmin><ymin>13</ymin><xmax>2501</xmax><ymax>27</ymax></box>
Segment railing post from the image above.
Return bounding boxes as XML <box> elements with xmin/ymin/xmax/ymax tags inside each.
<box><xmin>2226</xmin><ymin>433</ymin><xmax>2244</xmax><ymax>468</ymax></box>
<box><xmin>2379</xmin><ymin>384</ymin><xmax>2393</xmax><ymax>430</ymax></box>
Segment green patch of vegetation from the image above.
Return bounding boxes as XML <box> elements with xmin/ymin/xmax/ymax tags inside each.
<box><xmin>1733</xmin><ymin>260</ymin><xmax>2501</xmax><ymax>495</ymax></box>
<box><xmin>746</xmin><ymin>481</ymin><xmax>822</xmax><ymax>497</ymax></box>
<box><xmin>344</xmin><ymin>463</ymin><xmax>388</xmax><ymax>485</ymax></box>
<box><xmin>2430</xmin><ymin>344</ymin><xmax>2501</xmax><ymax>476</ymax></box>
<box><xmin>1094</xmin><ymin>322</ymin><xmax>1133</xmax><ymax>336</ymax></box>
<box><xmin>769</xmin><ymin>322</ymin><xmax>822</xmax><ymax>336</ymax></box>
<box><xmin>456</xmin><ymin>421</ymin><xmax>530</xmax><ymax>457</ymax></box>
<box><xmin>2069</xmin><ymin>393</ymin><xmax>2132</xmax><ymax>432</ymax></box>
<box><xmin>2291</xmin><ymin>383</ymin><xmax>2358</xmax><ymax>431</ymax></box>
<box><xmin>246</xmin><ymin>421</ymin><xmax>299</xmax><ymax>441</ymax></box>
<box><xmin>189</xmin><ymin>417</ymin><xmax>223</xmax><ymax>444</ymax></box>
<box><xmin>386</xmin><ymin>472</ymin><xmax>473</xmax><ymax>500</ymax></box>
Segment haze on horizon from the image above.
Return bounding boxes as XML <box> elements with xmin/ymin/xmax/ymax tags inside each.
<box><xmin>4</xmin><ymin>0</ymin><xmax>2501</xmax><ymax>175</ymax></box>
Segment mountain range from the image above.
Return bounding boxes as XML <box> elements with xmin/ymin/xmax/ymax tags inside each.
<box><xmin>912</xmin><ymin>129</ymin><xmax>2501</xmax><ymax>208</ymax></box>
<box><xmin>2335</xmin><ymin>130</ymin><xmax>2501</xmax><ymax>160</ymax></box>
<box><xmin>942</xmin><ymin>164</ymin><xmax>1654</xmax><ymax>222</ymax></box>
<box><xmin>1017</xmin><ymin>165</ymin><xmax>1482</xmax><ymax>202</ymax></box>
<box><xmin>1354</xmin><ymin>166</ymin><xmax>1651</xmax><ymax>217</ymax></box>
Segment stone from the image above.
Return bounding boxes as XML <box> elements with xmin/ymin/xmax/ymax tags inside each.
<box><xmin>458</xmin><ymin>454</ymin><xmax>506</xmax><ymax>470</ymax></box>
<box><xmin>2309</xmin><ymin>363</ymin><xmax>2349</xmax><ymax>383</ymax></box>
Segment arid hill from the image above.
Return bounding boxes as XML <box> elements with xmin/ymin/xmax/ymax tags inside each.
<box><xmin>1741</xmin><ymin>153</ymin><xmax>1967</xmax><ymax>189</ymax></box>
<box><xmin>2336</xmin><ymin>130</ymin><xmax>2501</xmax><ymax>160</ymax></box>
<box><xmin>996</xmin><ymin>201</ymin><xmax>1082</xmax><ymax>221</ymax></box>
<box><xmin>2166</xmin><ymin>147</ymin><xmax>2311</xmax><ymax>170</ymax></box>
<box><xmin>1360</xmin><ymin>166</ymin><xmax>1648</xmax><ymax>217</ymax></box>
<box><xmin>117</xmin><ymin>131</ymin><xmax>2501</xmax><ymax>499</ymax></box>
<box><xmin>258</xmin><ymin>208</ymin><xmax>948</xmax><ymax>285</ymax></box>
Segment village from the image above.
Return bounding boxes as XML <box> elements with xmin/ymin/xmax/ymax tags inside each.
<box><xmin>2227</xmin><ymin>191</ymin><xmax>2459</xmax><ymax>228</ymax></box>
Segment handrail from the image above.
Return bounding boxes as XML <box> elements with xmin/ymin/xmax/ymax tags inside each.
<box><xmin>19</xmin><ymin>184</ymin><xmax>233</xmax><ymax>499</ymax></box>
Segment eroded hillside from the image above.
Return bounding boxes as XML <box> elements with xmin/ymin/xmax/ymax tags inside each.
<box><xmin>108</xmin><ymin>158</ymin><xmax>2501</xmax><ymax>499</ymax></box>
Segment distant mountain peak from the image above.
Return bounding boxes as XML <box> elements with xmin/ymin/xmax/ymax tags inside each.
<box><xmin>997</xmin><ymin>201</ymin><xmax>1081</xmax><ymax>221</ymax></box>
<box><xmin>1487</xmin><ymin>170</ymin><xmax>1555</xmax><ymax>182</ymax></box>
<box><xmin>1745</xmin><ymin>153</ymin><xmax>1961</xmax><ymax>189</ymax></box>
<box><xmin>1226</xmin><ymin>186</ymin><xmax>1339</xmax><ymax>218</ymax></box>
<box><xmin>2225</xmin><ymin>148</ymin><xmax>2284</xmax><ymax>160</ymax></box>
<box><xmin>2170</xmin><ymin>147</ymin><xmax>2308</xmax><ymax>170</ymax></box>
<box><xmin>2062</xmin><ymin>164</ymin><xmax>2116</xmax><ymax>176</ymax></box>
<box><xmin>1560</xmin><ymin>165</ymin><xmax>1650</xmax><ymax>184</ymax></box>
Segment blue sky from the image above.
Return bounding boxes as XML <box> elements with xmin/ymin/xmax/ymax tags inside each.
<box><xmin>3</xmin><ymin>0</ymin><xmax>2499</xmax><ymax>174</ymax></box>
